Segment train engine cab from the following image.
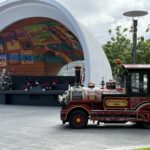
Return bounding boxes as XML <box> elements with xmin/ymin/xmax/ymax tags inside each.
<box><xmin>59</xmin><ymin>64</ymin><xmax>150</xmax><ymax>128</ymax></box>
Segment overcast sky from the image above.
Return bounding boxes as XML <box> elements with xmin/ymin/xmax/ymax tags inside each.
<box><xmin>56</xmin><ymin>0</ymin><xmax>150</xmax><ymax>44</ymax></box>
<box><xmin>0</xmin><ymin>0</ymin><xmax>150</xmax><ymax>45</ymax></box>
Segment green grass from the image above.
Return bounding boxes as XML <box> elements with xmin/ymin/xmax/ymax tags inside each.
<box><xmin>134</xmin><ymin>148</ymin><xmax>150</xmax><ymax>150</ymax></box>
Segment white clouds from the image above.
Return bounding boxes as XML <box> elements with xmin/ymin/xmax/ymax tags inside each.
<box><xmin>56</xmin><ymin>0</ymin><xmax>118</xmax><ymax>25</ymax></box>
<box><xmin>0</xmin><ymin>0</ymin><xmax>6</xmax><ymax>3</ymax></box>
<box><xmin>56</xmin><ymin>0</ymin><xmax>149</xmax><ymax>24</ymax></box>
<box><xmin>0</xmin><ymin>0</ymin><xmax>149</xmax><ymax>44</ymax></box>
<box><xmin>56</xmin><ymin>0</ymin><xmax>150</xmax><ymax>44</ymax></box>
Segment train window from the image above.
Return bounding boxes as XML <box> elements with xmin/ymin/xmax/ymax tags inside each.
<box><xmin>131</xmin><ymin>73</ymin><xmax>148</xmax><ymax>94</ymax></box>
<box><xmin>143</xmin><ymin>74</ymin><xmax>148</xmax><ymax>93</ymax></box>
<box><xmin>131</xmin><ymin>73</ymin><xmax>139</xmax><ymax>93</ymax></box>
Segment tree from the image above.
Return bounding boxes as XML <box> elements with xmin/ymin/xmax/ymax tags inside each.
<box><xmin>137</xmin><ymin>37</ymin><xmax>150</xmax><ymax>63</ymax></box>
<box><xmin>0</xmin><ymin>68</ymin><xmax>12</xmax><ymax>90</ymax></box>
<box><xmin>102</xmin><ymin>26</ymin><xmax>131</xmax><ymax>76</ymax></box>
<box><xmin>103</xmin><ymin>25</ymin><xmax>150</xmax><ymax>77</ymax></box>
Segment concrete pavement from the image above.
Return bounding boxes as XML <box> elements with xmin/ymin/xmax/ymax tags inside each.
<box><xmin>0</xmin><ymin>105</ymin><xmax>150</xmax><ymax>150</ymax></box>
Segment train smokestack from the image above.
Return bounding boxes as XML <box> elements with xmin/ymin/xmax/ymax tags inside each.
<box><xmin>74</xmin><ymin>65</ymin><xmax>82</xmax><ymax>87</ymax></box>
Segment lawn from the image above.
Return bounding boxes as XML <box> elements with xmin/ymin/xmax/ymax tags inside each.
<box><xmin>135</xmin><ymin>148</ymin><xmax>150</xmax><ymax>150</ymax></box>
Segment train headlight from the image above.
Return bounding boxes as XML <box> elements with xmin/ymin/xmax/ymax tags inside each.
<box><xmin>58</xmin><ymin>95</ymin><xmax>63</xmax><ymax>103</ymax></box>
<box><xmin>58</xmin><ymin>94</ymin><xmax>67</xmax><ymax>106</ymax></box>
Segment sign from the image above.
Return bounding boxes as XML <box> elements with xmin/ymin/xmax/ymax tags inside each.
<box><xmin>0</xmin><ymin>54</ymin><xmax>7</xmax><ymax>66</ymax></box>
<box><xmin>88</xmin><ymin>94</ymin><xmax>96</xmax><ymax>100</ymax></box>
<box><xmin>105</xmin><ymin>99</ymin><xmax>128</xmax><ymax>107</ymax></box>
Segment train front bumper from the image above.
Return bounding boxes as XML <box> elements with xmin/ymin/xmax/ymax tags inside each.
<box><xmin>60</xmin><ymin>109</ymin><xmax>68</xmax><ymax>124</ymax></box>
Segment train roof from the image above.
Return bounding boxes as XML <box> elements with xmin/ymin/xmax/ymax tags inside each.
<box><xmin>123</xmin><ymin>64</ymin><xmax>150</xmax><ymax>70</ymax></box>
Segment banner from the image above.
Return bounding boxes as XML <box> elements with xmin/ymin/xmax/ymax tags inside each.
<box><xmin>0</xmin><ymin>54</ymin><xmax>7</xmax><ymax>66</ymax></box>
<box><xmin>8</xmin><ymin>53</ymin><xmax>20</xmax><ymax>64</ymax></box>
<box><xmin>21</xmin><ymin>51</ymin><xmax>33</xmax><ymax>64</ymax></box>
<box><xmin>6</xmin><ymin>41</ymin><xmax>20</xmax><ymax>51</ymax></box>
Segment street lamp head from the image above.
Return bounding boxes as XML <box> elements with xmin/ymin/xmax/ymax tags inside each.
<box><xmin>123</xmin><ymin>10</ymin><xmax>148</xmax><ymax>17</ymax></box>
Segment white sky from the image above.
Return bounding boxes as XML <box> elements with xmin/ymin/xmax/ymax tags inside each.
<box><xmin>56</xmin><ymin>0</ymin><xmax>150</xmax><ymax>44</ymax></box>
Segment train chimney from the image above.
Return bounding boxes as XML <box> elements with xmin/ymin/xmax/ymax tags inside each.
<box><xmin>74</xmin><ymin>65</ymin><xmax>82</xmax><ymax>87</ymax></box>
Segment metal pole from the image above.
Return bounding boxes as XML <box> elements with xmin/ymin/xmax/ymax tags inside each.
<box><xmin>123</xmin><ymin>10</ymin><xmax>148</xmax><ymax>63</ymax></box>
<box><xmin>132</xmin><ymin>19</ymin><xmax>138</xmax><ymax>64</ymax></box>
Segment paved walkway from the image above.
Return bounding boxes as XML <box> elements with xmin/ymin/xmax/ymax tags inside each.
<box><xmin>0</xmin><ymin>105</ymin><xmax>150</xmax><ymax>150</ymax></box>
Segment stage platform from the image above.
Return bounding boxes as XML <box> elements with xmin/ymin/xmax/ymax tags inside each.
<box><xmin>0</xmin><ymin>75</ymin><xmax>75</xmax><ymax>106</ymax></box>
<box><xmin>0</xmin><ymin>90</ymin><xmax>64</xmax><ymax>106</ymax></box>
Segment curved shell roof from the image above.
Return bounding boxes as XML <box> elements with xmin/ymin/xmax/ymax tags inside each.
<box><xmin>0</xmin><ymin>0</ymin><xmax>112</xmax><ymax>85</ymax></box>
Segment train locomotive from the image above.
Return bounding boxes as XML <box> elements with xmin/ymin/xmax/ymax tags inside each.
<box><xmin>59</xmin><ymin>65</ymin><xmax>150</xmax><ymax>128</ymax></box>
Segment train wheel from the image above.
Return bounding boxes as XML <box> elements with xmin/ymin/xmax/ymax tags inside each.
<box><xmin>69</xmin><ymin>110</ymin><xmax>88</xmax><ymax>129</ymax></box>
<box><xmin>139</xmin><ymin>122</ymin><xmax>150</xmax><ymax>129</ymax></box>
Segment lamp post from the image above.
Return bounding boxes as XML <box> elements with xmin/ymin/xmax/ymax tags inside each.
<box><xmin>123</xmin><ymin>10</ymin><xmax>148</xmax><ymax>64</ymax></box>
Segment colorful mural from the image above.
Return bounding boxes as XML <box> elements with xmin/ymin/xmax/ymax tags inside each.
<box><xmin>0</xmin><ymin>18</ymin><xmax>84</xmax><ymax>76</ymax></box>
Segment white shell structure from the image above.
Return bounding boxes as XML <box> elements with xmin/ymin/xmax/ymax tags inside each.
<box><xmin>0</xmin><ymin>0</ymin><xmax>112</xmax><ymax>86</ymax></box>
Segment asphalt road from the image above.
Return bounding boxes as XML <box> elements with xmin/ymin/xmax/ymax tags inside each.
<box><xmin>0</xmin><ymin>105</ymin><xmax>150</xmax><ymax>150</ymax></box>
